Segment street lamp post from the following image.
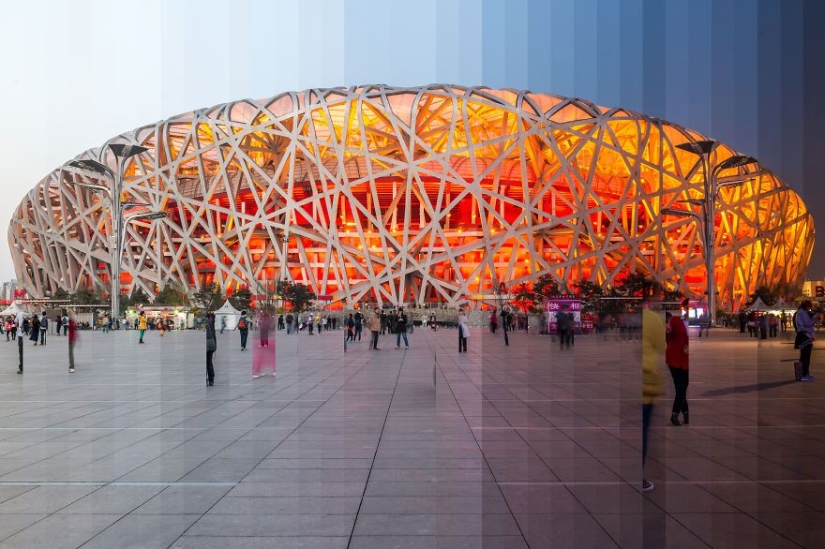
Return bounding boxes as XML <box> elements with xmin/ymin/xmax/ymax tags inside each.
<box><xmin>67</xmin><ymin>144</ymin><xmax>160</xmax><ymax>327</ymax></box>
<box><xmin>668</xmin><ymin>140</ymin><xmax>758</xmax><ymax>327</ymax></box>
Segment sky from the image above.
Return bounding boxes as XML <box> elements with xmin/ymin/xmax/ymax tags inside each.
<box><xmin>1</xmin><ymin>0</ymin><xmax>823</xmax><ymax>283</ymax></box>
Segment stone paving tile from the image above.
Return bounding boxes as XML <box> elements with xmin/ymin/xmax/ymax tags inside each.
<box><xmin>0</xmin><ymin>329</ymin><xmax>824</xmax><ymax>546</ymax></box>
<box><xmin>514</xmin><ymin>512</ymin><xmax>619</xmax><ymax>547</ymax></box>
<box><xmin>0</xmin><ymin>485</ymin><xmax>100</xmax><ymax>514</ymax></box>
<box><xmin>349</xmin><ymin>536</ymin><xmax>529</xmax><ymax>548</ymax></box>
<box><xmin>671</xmin><ymin>512</ymin><xmax>800</xmax><ymax>548</ymax></box>
<box><xmin>0</xmin><ymin>513</ymin><xmax>121</xmax><ymax>549</ymax></box>
<box><xmin>352</xmin><ymin>513</ymin><xmax>521</xmax><ymax>536</ymax></box>
<box><xmin>0</xmin><ymin>514</ymin><xmax>48</xmax><ymax>543</ymax></box>
<box><xmin>134</xmin><ymin>485</ymin><xmax>234</xmax><ymax>515</ymax></box>
<box><xmin>696</xmin><ymin>482</ymin><xmax>820</xmax><ymax>513</ymax></box>
<box><xmin>172</xmin><ymin>537</ymin><xmax>349</xmax><ymax>548</ymax></box>
<box><xmin>593</xmin><ymin>512</ymin><xmax>709</xmax><ymax>548</ymax></box>
<box><xmin>186</xmin><ymin>514</ymin><xmax>356</xmax><ymax>537</ymax></box>
<box><xmin>81</xmin><ymin>513</ymin><xmax>201</xmax><ymax>549</ymax></box>
<box><xmin>58</xmin><ymin>484</ymin><xmax>164</xmax><ymax>514</ymax></box>
<box><xmin>208</xmin><ymin>496</ymin><xmax>361</xmax><ymax>515</ymax></box>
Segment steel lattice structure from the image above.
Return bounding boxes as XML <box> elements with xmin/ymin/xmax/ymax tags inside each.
<box><xmin>8</xmin><ymin>85</ymin><xmax>815</xmax><ymax>309</ymax></box>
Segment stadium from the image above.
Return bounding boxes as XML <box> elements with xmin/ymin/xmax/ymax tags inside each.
<box><xmin>7</xmin><ymin>85</ymin><xmax>815</xmax><ymax>310</ymax></box>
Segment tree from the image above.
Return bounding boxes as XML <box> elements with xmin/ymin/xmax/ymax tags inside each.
<box><xmin>573</xmin><ymin>278</ymin><xmax>605</xmax><ymax>314</ymax></box>
<box><xmin>572</xmin><ymin>279</ymin><xmax>604</xmax><ymax>298</ymax></box>
<box><xmin>51</xmin><ymin>288</ymin><xmax>71</xmax><ymax>302</ymax></box>
<box><xmin>533</xmin><ymin>275</ymin><xmax>561</xmax><ymax>299</ymax></box>
<box><xmin>155</xmin><ymin>282</ymin><xmax>189</xmax><ymax>306</ymax></box>
<box><xmin>280</xmin><ymin>280</ymin><xmax>316</xmax><ymax>312</ymax></box>
<box><xmin>130</xmin><ymin>288</ymin><xmax>152</xmax><ymax>307</ymax></box>
<box><xmin>749</xmin><ymin>285</ymin><xmax>779</xmax><ymax>307</ymax></box>
<box><xmin>229</xmin><ymin>287</ymin><xmax>253</xmax><ymax>312</ymax></box>
<box><xmin>191</xmin><ymin>284</ymin><xmax>224</xmax><ymax>313</ymax></box>
<box><xmin>614</xmin><ymin>272</ymin><xmax>653</xmax><ymax>297</ymax></box>
<box><xmin>511</xmin><ymin>282</ymin><xmax>535</xmax><ymax>313</ymax></box>
<box><xmin>72</xmin><ymin>288</ymin><xmax>97</xmax><ymax>305</ymax></box>
<box><xmin>662</xmin><ymin>287</ymin><xmax>685</xmax><ymax>303</ymax></box>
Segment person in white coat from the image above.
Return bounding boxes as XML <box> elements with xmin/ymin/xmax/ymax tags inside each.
<box><xmin>458</xmin><ymin>310</ymin><xmax>469</xmax><ymax>353</ymax></box>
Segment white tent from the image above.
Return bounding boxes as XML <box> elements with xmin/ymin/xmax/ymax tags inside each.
<box><xmin>214</xmin><ymin>300</ymin><xmax>242</xmax><ymax>330</ymax></box>
<box><xmin>747</xmin><ymin>298</ymin><xmax>770</xmax><ymax>312</ymax></box>
<box><xmin>771</xmin><ymin>298</ymin><xmax>794</xmax><ymax>311</ymax></box>
<box><xmin>0</xmin><ymin>302</ymin><xmax>25</xmax><ymax>317</ymax></box>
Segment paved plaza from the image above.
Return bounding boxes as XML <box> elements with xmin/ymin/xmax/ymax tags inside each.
<box><xmin>0</xmin><ymin>324</ymin><xmax>823</xmax><ymax>547</ymax></box>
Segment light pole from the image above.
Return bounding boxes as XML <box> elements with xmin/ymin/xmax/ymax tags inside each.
<box><xmin>666</xmin><ymin>141</ymin><xmax>758</xmax><ymax>327</ymax></box>
<box><xmin>66</xmin><ymin>144</ymin><xmax>158</xmax><ymax>327</ymax></box>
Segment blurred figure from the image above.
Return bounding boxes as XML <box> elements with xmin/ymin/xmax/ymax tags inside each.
<box><xmin>16</xmin><ymin>309</ymin><xmax>25</xmax><ymax>373</ymax></box>
<box><xmin>30</xmin><ymin>314</ymin><xmax>40</xmax><ymax>346</ymax></box>
<box><xmin>138</xmin><ymin>312</ymin><xmax>148</xmax><ymax>343</ymax></box>
<box><xmin>206</xmin><ymin>313</ymin><xmax>217</xmax><ymax>386</ymax></box>
<box><xmin>667</xmin><ymin>300</ymin><xmax>690</xmax><ymax>425</ymax></box>
<box><xmin>642</xmin><ymin>296</ymin><xmax>665</xmax><ymax>492</ymax></box>
<box><xmin>237</xmin><ymin>310</ymin><xmax>249</xmax><ymax>350</ymax></box>
<box><xmin>458</xmin><ymin>310</ymin><xmax>469</xmax><ymax>353</ymax></box>
<box><xmin>368</xmin><ymin>309</ymin><xmax>381</xmax><ymax>350</ymax></box>
<box><xmin>795</xmin><ymin>300</ymin><xmax>816</xmax><ymax>382</ymax></box>
<box><xmin>68</xmin><ymin>314</ymin><xmax>78</xmax><ymax>373</ymax></box>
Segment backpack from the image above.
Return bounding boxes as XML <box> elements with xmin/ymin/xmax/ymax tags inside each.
<box><xmin>792</xmin><ymin>311</ymin><xmax>799</xmax><ymax>332</ymax></box>
<box><xmin>41</xmin><ymin>317</ymin><xmax>48</xmax><ymax>329</ymax></box>
<box><xmin>238</xmin><ymin>318</ymin><xmax>247</xmax><ymax>330</ymax></box>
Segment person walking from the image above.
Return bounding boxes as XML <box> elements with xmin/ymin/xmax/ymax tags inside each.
<box><xmin>489</xmin><ymin>311</ymin><xmax>498</xmax><ymax>334</ymax></box>
<box><xmin>285</xmin><ymin>313</ymin><xmax>294</xmax><ymax>334</ymax></box>
<box><xmin>557</xmin><ymin>307</ymin><xmax>573</xmax><ymax>349</ymax></box>
<box><xmin>253</xmin><ymin>311</ymin><xmax>276</xmax><ymax>378</ymax></box>
<box><xmin>666</xmin><ymin>301</ymin><xmax>690</xmax><ymax>425</ymax></box>
<box><xmin>345</xmin><ymin>314</ymin><xmax>355</xmax><ymax>342</ymax></box>
<box><xmin>307</xmin><ymin>313</ymin><xmax>314</xmax><ymax>335</ymax></box>
<box><xmin>206</xmin><ymin>313</ymin><xmax>217</xmax><ymax>386</ymax></box>
<box><xmin>368</xmin><ymin>309</ymin><xmax>381</xmax><ymax>350</ymax></box>
<box><xmin>54</xmin><ymin>314</ymin><xmax>62</xmax><ymax>336</ymax></box>
<box><xmin>354</xmin><ymin>312</ymin><xmax>363</xmax><ymax>342</ymax></box>
<box><xmin>220</xmin><ymin>316</ymin><xmax>227</xmax><ymax>334</ymax></box>
<box><xmin>68</xmin><ymin>314</ymin><xmax>78</xmax><ymax>373</ymax></box>
<box><xmin>29</xmin><ymin>315</ymin><xmax>40</xmax><ymax>346</ymax></box>
<box><xmin>768</xmin><ymin>314</ymin><xmax>778</xmax><ymax>338</ymax></box>
<box><xmin>795</xmin><ymin>300</ymin><xmax>816</xmax><ymax>381</ymax></box>
<box><xmin>38</xmin><ymin>312</ymin><xmax>48</xmax><ymax>345</ymax></box>
<box><xmin>642</xmin><ymin>301</ymin><xmax>665</xmax><ymax>492</ymax></box>
<box><xmin>138</xmin><ymin>311</ymin><xmax>148</xmax><ymax>343</ymax></box>
<box><xmin>5</xmin><ymin>317</ymin><xmax>12</xmax><ymax>341</ymax></box>
<box><xmin>259</xmin><ymin>311</ymin><xmax>274</xmax><ymax>348</ymax></box>
<box><xmin>458</xmin><ymin>310</ymin><xmax>469</xmax><ymax>353</ymax></box>
<box><xmin>237</xmin><ymin>310</ymin><xmax>249</xmax><ymax>350</ymax></box>
<box><xmin>396</xmin><ymin>309</ymin><xmax>409</xmax><ymax>349</ymax></box>
<box><xmin>16</xmin><ymin>310</ymin><xmax>25</xmax><ymax>374</ymax></box>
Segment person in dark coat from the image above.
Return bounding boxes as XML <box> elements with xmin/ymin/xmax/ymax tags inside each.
<box><xmin>206</xmin><ymin>313</ymin><xmax>217</xmax><ymax>386</ymax></box>
<box><xmin>666</xmin><ymin>301</ymin><xmax>690</xmax><ymax>425</ymax></box>
<box><xmin>29</xmin><ymin>315</ymin><xmax>40</xmax><ymax>345</ymax></box>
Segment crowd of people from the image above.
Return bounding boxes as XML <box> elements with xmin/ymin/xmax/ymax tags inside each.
<box><xmin>4</xmin><ymin>310</ymin><xmax>78</xmax><ymax>374</ymax></box>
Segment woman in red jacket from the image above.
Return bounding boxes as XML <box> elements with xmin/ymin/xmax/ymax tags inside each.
<box><xmin>666</xmin><ymin>301</ymin><xmax>690</xmax><ymax>425</ymax></box>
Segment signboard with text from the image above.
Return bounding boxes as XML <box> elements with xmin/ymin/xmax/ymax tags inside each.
<box><xmin>544</xmin><ymin>295</ymin><xmax>585</xmax><ymax>333</ymax></box>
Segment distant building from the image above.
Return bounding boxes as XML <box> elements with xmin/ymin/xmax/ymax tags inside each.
<box><xmin>1</xmin><ymin>280</ymin><xmax>18</xmax><ymax>302</ymax></box>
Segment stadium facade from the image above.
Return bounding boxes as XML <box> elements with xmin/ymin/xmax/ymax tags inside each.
<box><xmin>8</xmin><ymin>85</ymin><xmax>815</xmax><ymax>310</ymax></box>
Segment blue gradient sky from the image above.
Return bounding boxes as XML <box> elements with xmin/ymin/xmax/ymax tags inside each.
<box><xmin>1</xmin><ymin>0</ymin><xmax>822</xmax><ymax>282</ymax></box>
